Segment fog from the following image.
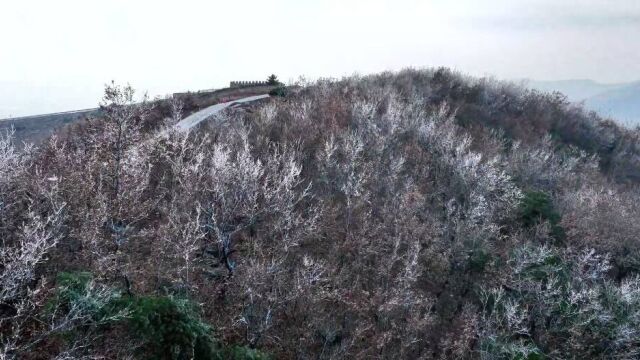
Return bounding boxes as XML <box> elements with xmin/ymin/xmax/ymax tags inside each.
<box><xmin>1</xmin><ymin>0</ymin><xmax>639</xmax><ymax>117</ymax></box>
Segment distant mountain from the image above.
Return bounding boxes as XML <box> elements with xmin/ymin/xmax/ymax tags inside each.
<box><xmin>0</xmin><ymin>81</ymin><xmax>102</xmax><ymax>119</ymax></box>
<box><xmin>0</xmin><ymin>108</ymin><xmax>98</xmax><ymax>146</ymax></box>
<box><xmin>584</xmin><ymin>83</ymin><xmax>640</xmax><ymax>125</ymax></box>
<box><xmin>525</xmin><ymin>79</ymin><xmax>640</xmax><ymax>126</ymax></box>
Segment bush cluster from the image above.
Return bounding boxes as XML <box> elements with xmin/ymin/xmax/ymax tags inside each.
<box><xmin>49</xmin><ymin>272</ymin><xmax>269</xmax><ymax>359</ymax></box>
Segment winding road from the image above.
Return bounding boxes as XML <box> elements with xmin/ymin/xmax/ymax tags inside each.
<box><xmin>174</xmin><ymin>94</ymin><xmax>270</xmax><ymax>131</ymax></box>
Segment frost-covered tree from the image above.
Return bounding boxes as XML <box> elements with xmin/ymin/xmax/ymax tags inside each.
<box><xmin>0</xmin><ymin>131</ymin><xmax>67</xmax><ymax>359</ymax></box>
<box><xmin>479</xmin><ymin>245</ymin><xmax>640</xmax><ymax>359</ymax></box>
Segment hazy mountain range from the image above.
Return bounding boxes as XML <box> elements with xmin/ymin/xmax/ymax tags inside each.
<box><xmin>525</xmin><ymin>79</ymin><xmax>640</xmax><ymax>126</ymax></box>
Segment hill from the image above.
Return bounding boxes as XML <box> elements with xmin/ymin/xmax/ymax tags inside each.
<box><xmin>0</xmin><ymin>84</ymin><xmax>278</xmax><ymax>146</ymax></box>
<box><xmin>2</xmin><ymin>69</ymin><xmax>640</xmax><ymax>359</ymax></box>
<box><xmin>0</xmin><ymin>108</ymin><xmax>98</xmax><ymax>145</ymax></box>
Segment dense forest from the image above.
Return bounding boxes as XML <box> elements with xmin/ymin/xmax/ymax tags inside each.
<box><xmin>2</xmin><ymin>68</ymin><xmax>640</xmax><ymax>359</ymax></box>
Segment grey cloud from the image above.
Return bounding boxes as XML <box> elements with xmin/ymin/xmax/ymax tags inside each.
<box><xmin>477</xmin><ymin>14</ymin><xmax>640</xmax><ymax>30</ymax></box>
<box><xmin>461</xmin><ymin>0</ymin><xmax>640</xmax><ymax>30</ymax></box>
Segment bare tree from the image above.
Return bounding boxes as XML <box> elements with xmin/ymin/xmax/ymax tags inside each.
<box><xmin>0</xmin><ymin>131</ymin><xmax>67</xmax><ymax>359</ymax></box>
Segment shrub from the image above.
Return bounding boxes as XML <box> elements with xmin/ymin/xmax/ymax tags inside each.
<box><xmin>50</xmin><ymin>272</ymin><xmax>271</xmax><ymax>359</ymax></box>
<box><xmin>54</xmin><ymin>271</ymin><xmax>95</xmax><ymax>303</ymax></box>
<box><xmin>117</xmin><ymin>294</ymin><xmax>269</xmax><ymax>359</ymax></box>
<box><xmin>219</xmin><ymin>346</ymin><xmax>271</xmax><ymax>360</ymax></box>
<box><xmin>117</xmin><ymin>295</ymin><xmax>216</xmax><ymax>360</ymax></box>
<box><xmin>49</xmin><ymin>271</ymin><xmax>127</xmax><ymax>325</ymax></box>
<box><xmin>268</xmin><ymin>86</ymin><xmax>287</xmax><ymax>97</ymax></box>
<box><xmin>468</xmin><ymin>246</ymin><xmax>492</xmax><ymax>273</ymax></box>
<box><xmin>519</xmin><ymin>190</ymin><xmax>565</xmax><ymax>241</ymax></box>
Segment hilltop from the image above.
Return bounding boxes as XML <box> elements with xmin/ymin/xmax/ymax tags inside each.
<box><xmin>2</xmin><ymin>69</ymin><xmax>640</xmax><ymax>359</ymax></box>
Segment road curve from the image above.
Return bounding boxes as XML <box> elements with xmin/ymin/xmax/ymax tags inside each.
<box><xmin>174</xmin><ymin>94</ymin><xmax>270</xmax><ymax>131</ymax></box>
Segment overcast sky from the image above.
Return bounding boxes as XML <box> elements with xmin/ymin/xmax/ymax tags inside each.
<box><xmin>1</xmin><ymin>0</ymin><xmax>639</xmax><ymax>117</ymax></box>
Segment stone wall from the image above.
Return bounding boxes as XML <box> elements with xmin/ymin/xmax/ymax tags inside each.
<box><xmin>229</xmin><ymin>81</ymin><xmax>269</xmax><ymax>88</ymax></box>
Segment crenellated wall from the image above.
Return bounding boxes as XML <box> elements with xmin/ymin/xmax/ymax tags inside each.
<box><xmin>229</xmin><ymin>80</ymin><xmax>270</xmax><ymax>88</ymax></box>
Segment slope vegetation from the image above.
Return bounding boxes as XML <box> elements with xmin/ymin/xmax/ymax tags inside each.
<box><xmin>2</xmin><ymin>69</ymin><xmax>640</xmax><ymax>359</ymax></box>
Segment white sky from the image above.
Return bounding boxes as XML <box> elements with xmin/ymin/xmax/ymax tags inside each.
<box><xmin>1</xmin><ymin>0</ymin><xmax>639</xmax><ymax>117</ymax></box>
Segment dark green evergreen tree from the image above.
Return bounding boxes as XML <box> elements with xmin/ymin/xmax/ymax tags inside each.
<box><xmin>266</xmin><ymin>74</ymin><xmax>280</xmax><ymax>85</ymax></box>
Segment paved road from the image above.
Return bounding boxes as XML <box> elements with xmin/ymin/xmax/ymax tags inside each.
<box><xmin>174</xmin><ymin>94</ymin><xmax>270</xmax><ymax>131</ymax></box>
